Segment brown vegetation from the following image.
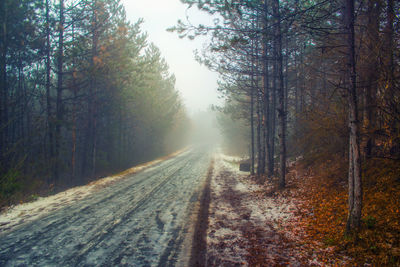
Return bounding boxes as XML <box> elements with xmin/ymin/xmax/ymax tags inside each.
<box><xmin>280</xmin><ymin>156</ymin><xmax>400</xmax><ymax>265</ymax></box>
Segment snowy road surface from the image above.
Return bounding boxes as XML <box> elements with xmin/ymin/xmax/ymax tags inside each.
<box><xmin>0</xmin><ymin>148</ymin><xmax>212</xmax><ymax>266</ymax></box>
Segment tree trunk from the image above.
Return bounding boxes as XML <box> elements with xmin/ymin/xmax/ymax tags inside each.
<box><xmin>263</xmin><ymin>40</ymin><xmax>272</xmax><ymax>178</ymax></box>
<box><xmin>82</xmin><ymin>0</ymin><xmax>99</xmax><ymax>179</ymax></box>
<box><xmin>385</xmin><ymin>0</ymin><xmax>394</xmax><ymax>81</ymax></box>
<box><xmin>294</xmin><ymin>45</ymin><xmax>299</xmax><ymax>119</ymax></box>
<box><xmin>118</xmin><ymin>105</ymin><xmax>123</xmax><ymax>167</ymax></box>
<box><xmin>269</xmin><ymin>51</ymin><xmax>277</xmax><ymax>177</ymax></box>
<box><xmin>273</xmin><ymin>0</ymin><xmax>286</xmax><ymax>189</ymax></box>
<box><xmin>250</xmin><ymin>68</ymin><xmax>255</xmax><ymax>175</ymax></box>
<box><xmin>262</xmin><ymin>0</ymin><xmax>274</xmax><ymax>178</ymax></box>
<box><xmin>256</xmin><ymin>88</ymin><xmax>262</xmax><ymax>175</ymax></box>
<box><xmin>284</xmin><ymin>36</ymin><xmax>289</xmax><ymax>118</ymax></box>
<box><xmin>300</xmin><ymin>41</ymin><xmax>305</xmax><ymax>112</ymax></box>
<box><xmin>71</xmin><ymin>22</ymin><xmax>77</xmax><ymax>183</ymax></box>
<box><xmin>260</xmin><ymin>96</ymin><xmax>266</xmax><ymax>176</ymax></box>
<box><xmin>345</xmin><ymin>0</ymin><xmax>362</xmax><ymax>232</ymax></box>
<box><xmin>91</xmin><ymin>3</ymin><xmax>98</xmax><ymax>179</ymax></box>
<box><xmin>384</xmin><ymin>0</ymin><xmax>397</xmax><ymax>137</ymax></box>
<box><xmin>259</xmin><ymin>90</ymin><xmax>266</xmax><ymax>175</ymax></box>
<box><xmin>54</xmin><ymin>0</ymin><xmax>65</xmax><ymax>183</ymax></box>
<box><xmin>45</xmin><ymin>0</ymin><xmax>54</xmax><ymax>181</ymax></box>
<box><xmin>1</xmin><ymin>0</ymin><xmax>8</xmax><ymax>168</ymax></box>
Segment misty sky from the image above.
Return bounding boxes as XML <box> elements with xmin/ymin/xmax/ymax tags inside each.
<box><xmin>121</xmin><ymin>0</ymin><xmax>221</xmax><ymax>114</ymax></box>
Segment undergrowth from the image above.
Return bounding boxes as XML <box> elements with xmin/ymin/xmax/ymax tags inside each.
<box><xmin>291</xmin><ymin>155</ymin><xmax>400</xmax><ymax>265</ymax></box>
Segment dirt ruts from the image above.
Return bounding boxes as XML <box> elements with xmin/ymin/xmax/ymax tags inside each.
<box><xmin>0</xmin><ymin>148</ymin><xmax>212</xmax><ymax>267</ymax></box>
<box><xmin>189</xmin><ymin>159</ymin><xmax>213</xmax><ymax>267</ymax></box>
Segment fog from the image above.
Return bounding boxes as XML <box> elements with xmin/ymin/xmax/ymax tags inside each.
<box><xmin>188</xmin><ymin>110</ymin><xmax>222</xmax><ymax>148</ymax></box>
<box><xmin>121</xmin><ymin>0</ymin><xmax>222</xmax><ymax>113</ymax></box>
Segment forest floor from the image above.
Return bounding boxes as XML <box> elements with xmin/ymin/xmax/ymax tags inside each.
<box><xmin>204</xmin><ymin>152</ymin><xmax>352</xmax><ymax>266</ymax></box>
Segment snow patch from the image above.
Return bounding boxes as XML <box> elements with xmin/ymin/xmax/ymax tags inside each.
<box><xmin>217</xmin><ymin>153</ymin><xmax>294</xmax><ymax>225</ymax></box>
<box><xmin>214</xmin><ymin>152</ymin><xmax>247</xmax><ymax>176</ymax></box>
<box><xmin>234</xmin><ymin>182</ymin><xmax>248</xmax><ymax>193</ymax></box>
<box><xmin>206</xmin><ymin>152</ymin><xmax>298</xmax><ymax>265</ymax></box>
<box><xmin>217</xmin><ymin>149</ymin><xmax>245</xmax><ymax>163</ymax></box>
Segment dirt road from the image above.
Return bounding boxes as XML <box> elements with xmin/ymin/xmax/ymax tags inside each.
<box><xmin>0</xmin><ymin>148</ymin><xmax>212</xmax><ymax>267</ymax></box>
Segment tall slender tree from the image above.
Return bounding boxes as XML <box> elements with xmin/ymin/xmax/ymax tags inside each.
<box><xmin>272</xmin><ymin>0</ymin><xmax>287</xmax><ymax>188</ymax></box>
<box><xmin>45</xmin><ymin>0</ymin><xmax>54</xmax><ymax>173</ymax></box>
<box><xmin>345</xmin><ymin>0</ymin><xmax>362</xmax><ymax>232</ymax></box>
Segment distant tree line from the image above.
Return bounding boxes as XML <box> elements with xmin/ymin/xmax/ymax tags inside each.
<box><xmin>0</xmin><ymin>0</ymin><xmax>188</xmax><ymax>204</ymax></box>
<box><xmin>172</xmin><ymin>0</ymin><xmax>399</xmax><ymax>232</ymax></box>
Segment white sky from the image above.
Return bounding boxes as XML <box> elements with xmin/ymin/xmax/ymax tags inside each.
<box><xmin>121</xmin><ymin>0</ymin><xmax>221</xmax><ymax>114</ymax></box>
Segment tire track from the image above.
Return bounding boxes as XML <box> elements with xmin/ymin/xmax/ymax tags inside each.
<box><xmin>189</xmin><ymin>159</ymin><xmax>213</xmax><ymax>267</ymax></box>
<box><xmin>98</xmin><ymin>152</ymin><xmax>208</xmax><ymax>266</ymax></box>
<box><xmin>0</xmin><ymin>149</ymin><xmax>211</xmax><ymax>267</ymax></box>
<box><xmin>67</xmin><ymin>155</ymin><xmax>195</xmax><ymax>265</ymax></box>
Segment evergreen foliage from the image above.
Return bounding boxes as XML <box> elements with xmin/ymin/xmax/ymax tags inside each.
<box><xmin>171</xmin><ymin>0</ymin><xmax>400</xmax><ymax>234</ymax></box>
<box><xmin>0</xmin><ymin>0</ymin><xmax>188</xmax><ymax>206</ymax></box>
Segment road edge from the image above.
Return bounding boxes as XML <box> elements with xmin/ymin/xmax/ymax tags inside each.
<box><xmin>179</xmin><ymin>158</ymin><xmax>213</xmax><ymax>267</ymax></box>
<box><xmin>0</xmin><ymin>147</ymin><xmax>190</xmax><ymax>235</ymax></box>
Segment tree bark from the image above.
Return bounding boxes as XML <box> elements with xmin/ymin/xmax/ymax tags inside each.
<box><xmin>273</xmin><ymin>0</ymin><xmax>286</xmax><ymax>188</ymax></box>
<box><xmin>45</xmin><ymin>0</ymin><xmax>54</xmax><ymax>179</ymax></box>
<box><xmin>1</xmin><ymin>0</ymin><xmax>8</xmax><ymax>168</ymax></box>
<box><xmin>262</xmin><ymin>0</ymin><xmax>274</xmax><ymax>178</ymax></box>
<box><xmin>385</xmin><ymin>0</ymin><xmax>394</xmax><ymax>81</ymax></box>
<box><xmin>250</xmin><ymin>63</ymin><xmax>255</xmax><ymax>175</ymax></box>
<box><xmin>384</xmin><ymin>0</ymin><xmax>397</xmax><ymax>136</ymax></box>
<box><xmin>345</xmin><ymin>0</ymin><xmax>362</xmax><ymax>232</ymax></box>
<box><xmin>263</xmin><ymin>41</ymin><xmax>272</xmax><ymax>178</ymax></box>
<box><xmin>256</xmin><ymin>87</ymin><xmax>263</xmax><ymax>175</ymax></box>
<box><xmin>254</xmin><ymin>36</ymin><xmax>264</xmax><ymax>175</ymax></box>
<box><xmin>71</xmin><ymin>22</ymin><xmax>77</xmax><ymax>183</ymax></box>
<box><xmin>91</xmin><ymin>4</ymin><xmax>98</xmax><ymax>179</ymax></box>
<box><xmin>284</xmin><ymin>36</ymin><xmax>289</xmax><ymax>118</ymax></box>
<box><xmin>269</xmin><ymin>48</ymin><xmax>277</xmax><ymax>177</ymax></box>
<box><xmin>82</xmin><ymin>0</ymin><xmax>99</xmax><ymax>179</ymax></box>
<box><xmin>54</xmin><ymin>0</ymin><xmax>65</xmax><ymax>183</ymax></box>
<box><xmin>300</xmin><ymin>41</ymin><xmax>305</xmax><ymax>113</ymax></box>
